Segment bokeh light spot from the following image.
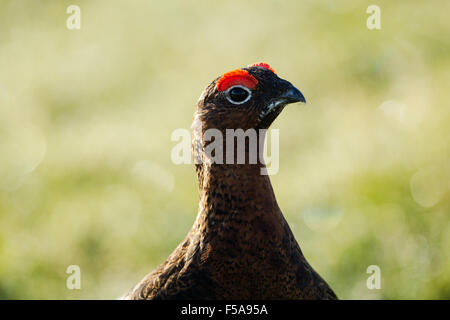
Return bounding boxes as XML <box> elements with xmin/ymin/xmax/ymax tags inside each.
<box><xmin>303</xmin><ymin>206</ymin><xmax>343</xmax><ymax>232</ymax></box>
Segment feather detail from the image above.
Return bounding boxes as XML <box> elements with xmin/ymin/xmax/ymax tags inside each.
<box><xmin>248</xmin><ymin>62</ymin><xmax>277</xmax><ymax>74</ymax></box>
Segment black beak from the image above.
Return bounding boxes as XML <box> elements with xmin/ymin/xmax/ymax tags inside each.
<box><xmin>256</xmin><ymin>79</ymin><xmax>306</xmax><ymax>129</ymax></box>
<box><xmin>280</xmin><ymin>83</ymin><xmax>306</xmax><ymax>104</ymax></box>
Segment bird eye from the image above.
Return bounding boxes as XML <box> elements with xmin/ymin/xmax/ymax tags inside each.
<box><xmin>226</xmin><ymin>85</ymin><xmax>252</xmax><ymax>105</ymax></box>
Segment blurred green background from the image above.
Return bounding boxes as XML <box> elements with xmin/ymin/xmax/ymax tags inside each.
<box><xmin>0</xmin><ymin>0</ymin><xmax>449</xmax><ymax>299</ymax></box>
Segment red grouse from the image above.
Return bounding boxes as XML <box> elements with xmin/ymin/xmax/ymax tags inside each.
<box><xmin>124</xmin><ymin>63</ymin><xmax>337</xmax><ymax>299</ymax></box>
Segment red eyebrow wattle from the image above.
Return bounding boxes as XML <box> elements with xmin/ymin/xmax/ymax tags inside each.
<box><xmin>248</xmin><ymin>62</ymin><xmax>276</xmax><ymax>74</ymax></box>
<box><xmin>216</xmin><ymin>69</ymin><xmax>258</xmax><ymax>92</ymax></box>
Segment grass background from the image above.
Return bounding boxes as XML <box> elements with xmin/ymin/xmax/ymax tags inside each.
<box><xmin>0</xmin><ymin>0</ymin><xmax>449</xmax><ymax>299</ymax></box>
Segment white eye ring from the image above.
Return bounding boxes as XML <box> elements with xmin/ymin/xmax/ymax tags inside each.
<box><xmin>225</xmin><ymin>85</ymin><xmax>252</xmax><ymax>105</ymax></box>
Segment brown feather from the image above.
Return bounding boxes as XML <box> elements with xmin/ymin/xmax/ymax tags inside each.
<box><xmin>123</xmin><ymin>65</ymin><xmax>337</xmax><ymax>300</ymax></box>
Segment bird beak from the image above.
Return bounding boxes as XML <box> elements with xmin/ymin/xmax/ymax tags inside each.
<box><xmin>256</xmin><ymin>80</ymin><xmax>306</xmax><ymax>129</ymax></box>
<box><xmin>279</xmin><ymin>83</ymin><xmax>306</xmax><ymax>104</ymax></box>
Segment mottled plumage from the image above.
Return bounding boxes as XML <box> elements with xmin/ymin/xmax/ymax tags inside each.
<box><xmin>124</xmin><ymin>64</ymin><xmax>337</xmax><ymax>300</ymax></box>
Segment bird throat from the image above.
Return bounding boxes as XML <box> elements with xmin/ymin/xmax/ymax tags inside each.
<box><xmin>192</xmin><ymin>132</ymin><xmax>281</xmax><ymax>233</ymax></box>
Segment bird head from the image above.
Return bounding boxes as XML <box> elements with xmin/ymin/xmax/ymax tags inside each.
<box><xmin>194</xmin><ymin>62</ymin><xmax>306</xmax><ymax>131</ymax></box>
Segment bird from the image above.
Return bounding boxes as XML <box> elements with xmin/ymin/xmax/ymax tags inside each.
<box><xmin>123</xmin><ymin>63</ymin><xmax>337</xmax><ymax>300</ymax></box>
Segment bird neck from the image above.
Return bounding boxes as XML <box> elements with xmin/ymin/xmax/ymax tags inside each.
<box><xmin>198</xmin><ymin>162</ymin><xmax>276</xmax><ymax>205</ymax></box>
<box><xmin>192</xmin><ymin>127</ymin><xmax>281</xmax><ymax>227</ymax></box>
